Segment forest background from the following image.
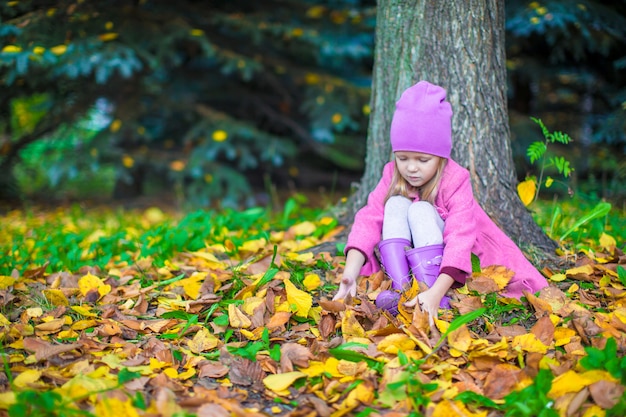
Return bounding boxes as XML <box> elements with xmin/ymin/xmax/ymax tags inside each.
<box><xmin>1</xmin><ymin>1</ymin><xmax>626</xmax><ymax>417</ymax></box>
<box><xmin>1</xmin><ymin>0</ymin><xmax>624</xmax><ymax>210</ymax></box>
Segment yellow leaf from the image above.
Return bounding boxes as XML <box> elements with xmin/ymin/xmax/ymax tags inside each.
<box><xmin>549</xmin><ymin>370</ymin><xmax>616</xmax><ymax>398</ymax></box>
<box><xmin>549</xmin><ymin>273</ymin><xmax>567</xmax><ymax>282</ymax></box>
<box><xmin>25</xmin><ymin>307</ymin><xmax>43</xmax><ymax>319</ymax></box>
<box><xmin>0</xmin><ymin>392</ymin><xmax>16</xmax><ymax>409</ymax></box>
<box><xmin>178</xmin><ymin>272</ymin><xmax>206</xmax><ymax>300</ymax></box>
<box><xmin>290</xmin><ymin>221</ymin><xmax>316</xmax><ymax>236</ymax></box>
<box><xmin>263</xmin><ymin>371</ymin><xmax>307</xmax><ymax>395</ymax></box>
<box><xmin>284</xmin><ymin>278</ymin><xmax>312</xmax><ymax>318</ymax></box>
<box><xmin>240</xmin><ymin>238</ymin><xmax>266</xmax><ymax>253</ymax></box>
<box><xmin>70</xmin><ymin>305</ymin><xmax>98</xmax><ymax>317</ymax></box>
<box><xmin>565</xmin><ymin>264</ymin><xmax>595</xmax><ymax>277</ymax></box>
<box><xmin>0</xmin><ymin>276</ymin><xmax>17</xmax><ymax>290</ymax></box>
<box><xmin>447</xmin><ymin>325</ymin><xmax>473</xmax><ymax>354</ymax></box>
<box><xmin>599</xmin><ymin>233</ymin><xmax>616</xmax><ymax>251</ymax></box>
<box><xmin>432</xmin><ymin>400</ymin><xmax>487</xmax><ymax>417</ymax></box>
<box><xmin>242</xmin><ymin>297</ymin><xmax>264</xmax><ymax>315</ymax></box>
<box><xmin>517</xmin><ymin>179</ymin><xmax>536</xmax><ymax>206</ymax></box>
<box><xmin>377</xmin><ymin>333</ymin><xmax>416</xmax><ymax>355</ymax></box>
<box><xmin>545</xmin><ymin>176</ymin><xmax>554</xmax><ymax>188</ymax></box>
<box><xmin>554</xmin><ymin>327</ymin><xmax>577</xmax><ymax>347</ymax></box>
<box><xmin>299</xmin><ymin>357</ymin><xmax>342</xmax><ymax>378</ymax></box>
<box><xmin>0</xmin><ymin>313</ymin><xmax>10</xmax><ymax>326</ymax></box>
<box><xmin>177</xmin><ymin>368</ymin><xmax>195</xmax><ymax>380</ymax></box>
<box><xmin>582</xmin><ymin>406</ymin><xmax>606</xmax><ymax>417</ymax></box>
<box><xmin>2</xmin><ymin>45</ymin><xmax>22</xmax><ymax>53</ymax></box>
<box><xmin>228</xmin><ymin>304</ymin><xmax>251</xmax><ymax>328</ymax></box>
<box><xmin>71</xmin><ymin>319</ymin><xmax>98</xmax><ymax>331</ymax></box>
<box><xmin>187</xmin><ymin>327</ymin><xmax>219</xmax><ymax>354</ymax></box>
<box><xmin>78</xmin><ymin>272</ymin><xmax>111</xmax><ymax>298</ymax></box>
<box><xmin>58</xmin><ymin>373</ymin><xmax>117</xmax><ymax>400</ymax></box>
<box><xmin>122</xmin><ymin>155</ymin><xmax>134</xmax><ymax>168</ymax></box>
<box><xmin>512</xmin><ymin>333</ymin><xmax>549</xmax><ymax>354</ymax></box>
<box><xmin>240</xmin><ymin>327</ymin><xmax>265</xmax><ymax>341</ymax></box>
<box><xmin>50</xmin><ymin>44</ymin><xmax>67</xmax><ymax>55</ymax></box>
<box><xmin>303</xmin><ymin>273</ymin><xmax>321</xmax><ymax>291</ymax></box>
<box><xmin>95</xmin><ymin>397</ymin><xmax>140</xmax><ymax>417</ymax></box>
<box><xmin>42</xmin><ymin>289</ymin><xmax>70</xmax><ymax>306</ymax></box>
<box><xmin>190</xmin><ymin>28</ymin><xmax>204</xmax><ymax>36</ymax></box>
<box><xmin>212</xmin><ymin>130</ymin><xmax>228</xmax><ymax>142</ymax></box>
<box><xmin>341</xmin><ymin>309</ymin><xmax>366</xmax><ymax>338</ymax></box>
<box><xmin>149</xmin><ymin>358</ymin><xmax>169</xmax><ymax>370</ymax></box>
<box><xmin>285</xmin><ymin>251</ymin><xmax>314</xmax><ymax>262</ymax></box>
<box><xmin>98</xmin><ymin>32</ymin><xmax>118</xmax><ymax>42</ymax></box>
<box><xmin>110</xmin><ymin>119</ymin><xmax>122</xmax><ymax>132</ymax></box>
<box><xmin>13</xmin><ymin>369</ymin><xmax>42</xmax><ymax>388</ymax></box>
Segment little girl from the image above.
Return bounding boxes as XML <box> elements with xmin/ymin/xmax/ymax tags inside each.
<box><xmin>333</xmin><ymin>81</ymin><xmax>549</xmax><ymax>320</ymax></box>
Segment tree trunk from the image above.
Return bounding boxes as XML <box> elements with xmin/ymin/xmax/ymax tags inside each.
<box><xmin>344</xmin><ymin>0</ymin><xmax>557</xmax><ymax>253</ymax></box>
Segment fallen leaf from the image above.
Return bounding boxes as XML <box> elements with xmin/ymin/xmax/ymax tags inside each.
<box><xmin>263</xmin><ymin>371</ymin><xmax>307</xmax><ymax>395</ymax></box>
<box><xmin>284</xmin><ymin>278</ymin><xmax>313</xmax><ymax>317</ymax></box>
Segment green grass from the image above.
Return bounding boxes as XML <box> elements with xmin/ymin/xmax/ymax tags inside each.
<box><xmin>1</xmin><ymin>193</ymin><xmax>622</xmax><ymax>277</ymax></box>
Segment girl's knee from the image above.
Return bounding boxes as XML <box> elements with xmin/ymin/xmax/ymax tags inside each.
<box><xmin>385</xmin><ymin>195</ymin><xmax>412</xmax><ymax>212</ymax></box>
<box><xmin>408</xmin><ymin>201</ymin><xmax>437</xmax><ymax>218</ymax></box>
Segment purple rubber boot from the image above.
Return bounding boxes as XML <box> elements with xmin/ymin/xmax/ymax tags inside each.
<box><xmin>375</xmin><ymin>238</ymin><xmax>411</xmax><ymax>315</ymax></box>
<box><xmin>406</xmin><ymin>244</ymin><xmax>450</xmax><ymax>309</ymax></box>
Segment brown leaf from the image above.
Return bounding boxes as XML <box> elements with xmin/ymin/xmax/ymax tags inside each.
<box><xmin>466</xmin><ymin>276</ymin><xmax>500</xmax><ymax>294</ymax></box>
<box><xmin>565</xmin><ymin>388</ymin><xmax>589</xmax><ymax>417</ymax></box>
<box><xmin>318</xmin><ymin>299</ymin><xmax>346</xmax><ymax>312</ymax></box>
<box><xmin>267</xmin><ymin>311</ymin><xmax>291</xmax><ymax>331</ymax></box>
<box><xmin>589</xmin><ymin>380</ymin><xmax>625</xmax><ymax>409</ymax></box>
<box><xmin>318</xmin><ymin>314</ymin><xmax>336</xmax><ymax>339</ymax></box>
<box><xmin>197</xmin><ymin>404</ymin><xmax>230</xmax><ymax>417</ymax></box>
<box><xmin>454</xmin><ymin>296</ymin><xmax>483</xmax><ymax>315</ymax></box>
<box><xmin>280</xmin><ymin>343</ymin><xmax>313</xmax><ymax>372</ymax></box>
<box><xmin>228</xmin><ymin>358</ymin><xmax>266</xmax><ymax>389</ymax></box>
<box><xmin>524</xmin><ymin>291</ymin><xmax>554</xmax><ymax>316</ymax></box>
<box><xmin>22</xmin><ymin>338</ymin><xmax>82</xmax><ymax>362</ymax></box>
<box><xmin>198</xmin><ymin>362</ymin><xmax>229</xmax><ymax>379</ymax></box>
<box><xmin>34</xmin><ymin>318</ymin><xmax>65</xmax><ymax>333</ymax></box>
<box><xmin>531</xmin><ymin>315</ymin><xmax>555</xmax><ymax>346</ymax></box>
<box><xmin>483</xmin><ymin>364</ymin><xmax>523</xmax><ymax>399</ymax></box>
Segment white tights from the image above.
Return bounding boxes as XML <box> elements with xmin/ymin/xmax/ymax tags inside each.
<box><xmin>382</xmin><ymin>195</ymin><xmax>444</xmax><ymax>247</ymax></box>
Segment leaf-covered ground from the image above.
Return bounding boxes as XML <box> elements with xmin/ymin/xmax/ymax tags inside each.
<box><xmin>0</xmin><ymin>204</ymin><xmax>625</xmax><ymax>417</ymax></box>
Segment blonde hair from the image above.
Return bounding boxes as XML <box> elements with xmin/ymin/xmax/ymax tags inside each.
<box><xmin>384</xmin><ymin>157</ymin><xmax>447</xmax><ymax>204</ymax></box>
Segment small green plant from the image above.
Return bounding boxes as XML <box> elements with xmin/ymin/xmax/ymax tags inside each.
<box><xmin>517</xmin><ymin>117</ymin><xmax>574</xmax><ymax>206</ymax></box>
<box><xmin>480</xmin><ymin>292</ymin><xmax>532</xmax><ymax>327</ymax></box>
<box><xmin>502</xmin><ymin>369</ymin><xmax>558</xmax><ymax>417</ymax></box>
<box><xmin>379</xmin><ymin>354</ymin><xmax>438</xmax><ymax>417</ymax></box>
<box><xmin>227</xmin><ymin>327</ymin><xmax>281</xmax><ymax>362</ymax></box>
<box><xmin>579</xmin><ymin>337</ymin><xmax>626</xmax><ymax>384</ymax></box>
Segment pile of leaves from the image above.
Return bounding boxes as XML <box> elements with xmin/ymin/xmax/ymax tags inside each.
<box><xmin>0</xmin><ymin>204</ymin><xmax>625</xmax><ymax>417</ymax></box>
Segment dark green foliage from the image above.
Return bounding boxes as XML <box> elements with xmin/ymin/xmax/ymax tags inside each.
<box><xmin>1</xmin><ymin>1</ymin><xmax>625</xmax><ymax>205</ymax></box>
<box><xmin>1</xmin><ymin>0</ymin><xmax>373</xmax><ymax>206</ymax></box>
<box><xmin>506</xmin><ymin>1</ymin><xmax>626</xmax><ymax>194</ymax></box>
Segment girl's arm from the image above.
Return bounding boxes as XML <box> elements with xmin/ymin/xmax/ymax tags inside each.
<box><xmin>332</xmin><ymin>249</ymin><xmax>366</xmax><ymax>300</ymax></box>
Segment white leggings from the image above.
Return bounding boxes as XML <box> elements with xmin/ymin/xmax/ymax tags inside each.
<box><xmin>382</xmin><ymin>196</ymin><xmax>444</xmax><ymax>247</ymax></box>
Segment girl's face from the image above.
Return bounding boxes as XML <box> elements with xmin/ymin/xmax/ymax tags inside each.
<box><xmin>394</xmin><ymin>151</ymin><xmax>440</xmax><ymax>188</ymax></box>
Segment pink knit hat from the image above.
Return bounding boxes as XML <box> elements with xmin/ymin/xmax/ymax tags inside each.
<box><xmin>390</xmin><ymin>81</ymin><xmax>452</xmax><ymax>159</ymax></box>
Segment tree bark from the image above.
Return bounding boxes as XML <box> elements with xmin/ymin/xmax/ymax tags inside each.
<box><xmin>343</xmin><ymin>0</ymin><xmax>557</xmax><ymax>253</ymax></box>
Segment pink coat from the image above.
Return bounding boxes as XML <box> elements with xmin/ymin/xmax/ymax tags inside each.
<box><xmin>345</xmin><ymin>159</ymin><xmax>549</xmax><ymax>298</ymax></box>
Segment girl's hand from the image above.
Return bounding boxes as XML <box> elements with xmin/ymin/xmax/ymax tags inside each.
<box><xmin>405</xmin><ymin>273</ymin><xmax>454</xmax><ymax>324</ymax></box>
<box><xmin>333</xmin><ymin>248</ymin><xmax>365</xmax><ymax>301</ymax></box>
<box><xmin>333</xmin><ymin>276</ymin><xmax>357</xmax><ymax>300</ymax></box>
<box><xmin>405</xmin><ymin>289</ymin><xmax>441</xmax><ymax>325</ymax></box>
